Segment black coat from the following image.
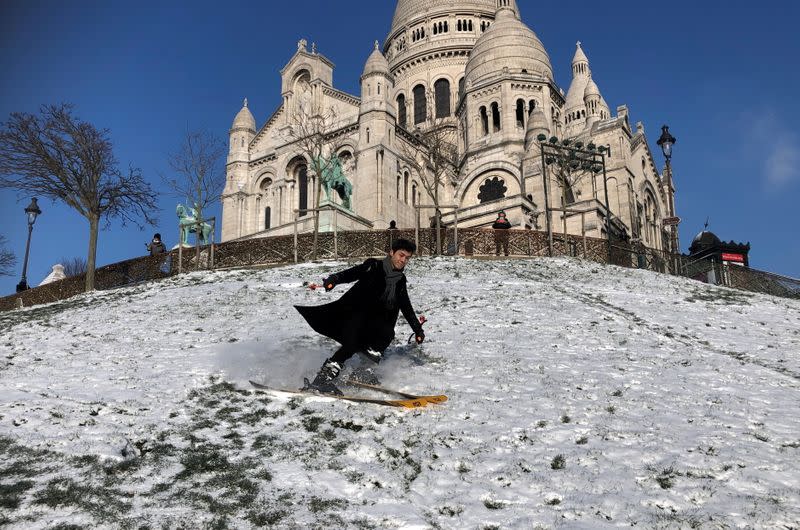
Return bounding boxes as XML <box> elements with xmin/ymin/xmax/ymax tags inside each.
<box><xmin>295</xmin><ymin>258</ymin><xmax>422</xmax><ymax>351</ymax></box>
<box><xmin>492</xmin><ymin>218</ymin><xmax>511</xmax><ymax>230</ymax></box>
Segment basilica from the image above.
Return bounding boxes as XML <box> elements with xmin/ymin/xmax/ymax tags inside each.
<box><xmin>221</xmin><ymin>0</ymin><xmax>676</xmax><ymax>254</ymax></box>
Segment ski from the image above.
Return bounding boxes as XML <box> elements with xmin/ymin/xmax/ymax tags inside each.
<box><xmin>248</xmin><ymin>380</ymin><xmax>446</xmax><ymax>409</ymax></box>
<box><xmin>347</xmin><ymin>380</ymin><xmax>448</xmax><ymax>405</ymax></box>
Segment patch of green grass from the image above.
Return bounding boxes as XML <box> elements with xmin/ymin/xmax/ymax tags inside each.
<box><xmin>655</xmin><ymin>467</ymin><xmax>678</xmax><ymax>489</ymax></box>
<box><xmin>331</xmin><ymin>419</ymin><xmax>364</xmax><ymax>432</ymax></box>
<box><xmin>576</xmin><ymin>436</ymin><xmax>589</xmax><ymax>445</ymax></box>
<box><xmin>32</xmin><ymin>476</ymin><xmax>132</xmax><ymax>520</ymax></box>
<box><xmin>0</xmin><ymin>480</ymin><xmax>35</xmax><ymax>509</ymax></box>
<box><xmin>308</xmin><ymin>496</ymin><xmax>347</xmax><ymax>513</ymax></box>
<box><xmin>483</xmin><ymin>498</ymin><xmax>506</xmax><ymax>510</ymax></box>
<box><xmin>550</xmin><ymin>455</ymin><xmax>566</xmax><ymax>470</ymax></box>
<box><xmin>560</xmin><ymin>414</ymin><xmax>571</xmax><ymax>424</ymax></box>
<box><xmin>301</xmin><ymin>415</ymin><xmax>325</xmax><ymax>433</ymax></box>
<box><xmin>176</xmin><ymin>444</ymin><xmax>231</xmax><ymax>479</ymax></box>
<box><xmin>438</xmin><ymin>505</ymin><xmax>464</xmax><ymax>516</ymax></box>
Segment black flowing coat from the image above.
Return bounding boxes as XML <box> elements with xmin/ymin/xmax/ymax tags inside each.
<box><xmin>295</xmin><ymin>258</ymin><xmax>422</xmax><ymax>351</ymax></box>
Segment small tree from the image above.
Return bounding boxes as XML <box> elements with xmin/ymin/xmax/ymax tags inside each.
<box><xmin>0</xmin><ymin>104</ymin><xmax>157</xmax><ymax>291</ymax></box>
<box><xmin>398</xmin><ymin>91</ymin><xmax>459</xmax><ymax>254</ymax></box>
<box><xmin>162</xmin><ymin>128</ymin><xmax>226</xmax><ymax>231</ymax></box>
<box><xmin>0</xmin><ymin>235</ymin><xmax>16</xmax><ymax>277</ymax></box>
<box><xmin>285</xmin><ymin>99</ymin><xmax>348</xmax><ymax>259</ymax></box>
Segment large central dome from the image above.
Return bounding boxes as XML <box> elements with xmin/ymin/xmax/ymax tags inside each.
<box><xmin>389</xmin><ymin>0</ymin><xmax>498</xmax><ymax>35</ymax></box>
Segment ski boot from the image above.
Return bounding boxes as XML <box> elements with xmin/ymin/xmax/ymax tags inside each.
<box><xmin>360</xmin><ymin>347</ymin><xmax>383</xmax><ymax>364</ymax></box>
<box><xmin>303</xmin><ymin>359</ymin><xmax>343</xmax><ymax>395</ymax></box>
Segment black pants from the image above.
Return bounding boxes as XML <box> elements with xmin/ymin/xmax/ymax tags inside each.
<box><xmin>330</xmin><ymin>345</ymin><xmax>361</xmax><ymax>365</ymax></box>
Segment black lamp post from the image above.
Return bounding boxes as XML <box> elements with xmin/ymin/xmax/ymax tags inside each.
<box><xmin>656</xmin><ymin>125</ymin><xmax>679</xmax><ymax>259</ymax></box>
<box><xmin>536</xmin><ymin>133</ymin><xmax>611</xmax><ymax>261</ymax></box>
<box><xmin>16</xmin><ymin>198</ymin><xmax>42</xmax><ymax>293</ymax></box>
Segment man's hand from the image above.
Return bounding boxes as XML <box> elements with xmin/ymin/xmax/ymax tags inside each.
<box><xmin>415</xmin><ymin>330</ymin><xmax>425</xmax><ymax>344</ymax></box>
<box><xmin>322</xmin><ymin>277</ymin><xmax>336</xmax><ymax>292</ymax></box>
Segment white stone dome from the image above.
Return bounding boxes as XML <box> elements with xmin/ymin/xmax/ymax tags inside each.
<box><xmin>464</xmin><ymin>7</ymin><xmax>552</xmax><ymax>86</ymax></box>
<box><xmin>232</xmin><ymin>99</ymin><xmax>255</xmax><ymax>131</ymax></box>
<box><xmin>390</xmin><ymin>0</ymin><xmax>496</xmax><ymax>35</ymax></box>
<box><xmin>362</xmin><ymin>41</ymin><xmax>390</xmax><ymax>77</ymax></box>
<box><xmin>584</xmin><ymin>78</ymin><xmax>600</xmax><ymax>98</ymax></box>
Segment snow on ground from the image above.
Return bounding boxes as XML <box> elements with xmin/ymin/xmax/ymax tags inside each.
<box><xmin>0</xmin><ymin>256</ymin><xmax>798</xmax><ymax>529</ymax></box>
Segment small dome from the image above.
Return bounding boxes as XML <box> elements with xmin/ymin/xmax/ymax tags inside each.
<box><xmin>232</xmin><ymin>98</ymin><xmax>255</xmax><ymax>132</ymax></box>
<box><xmin>584</xmin><ymin>78</ymin><xmax>600</xmax><ymax>98</ymax></box>
<box><xmin>362</xmin><ymin>41</ymin><xmax>390</xmax><ymax>77</ymax></box>
<box><xmin>691</xmin><ymin>230</ymin><xmax>721</xmax><ymax>249</ymax></box>
<box><xmin>527</xmin><ymin>107</ymin><xmax>549</xmax><ymax>134</ymax></box>
<box><xmin>464</xmin><ymin>8</ymin><xmax>552</xmax><ymax>86</ymax></box>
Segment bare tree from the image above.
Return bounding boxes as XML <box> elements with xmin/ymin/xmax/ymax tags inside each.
<box><xmin>162</xmin><ymin>128</ymin><xmax>226</xmax><ymax>229</ymax></box>
<box><xmin>285</xmin><ymin>99</ymin><xmax>349</xmax><ymax>259</ymax></box>
<box><xmin>0</xmin><ymin>103</ymin><xmax>157</xmax><ymax>291</ymax></box>
<box><xmin>59</xmin><ymin>256</ymin><xmax>88</xmax><ymax>278</ymax></box>
<box><xmin>0</xmin><ymin>235</ymin><xmax>16</xmax><ymax>277</ymax></box>
<box><xmin>398</xmin><ymin>91</ymin><xmax>459</xmax><ymax>254</ymax></box>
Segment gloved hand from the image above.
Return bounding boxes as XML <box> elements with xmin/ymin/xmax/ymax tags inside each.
<box><xmin>322</xmin><ymin>276</ymin><xmax>336</xmax><ymax>292</ymax></box>
<box><xmin>415</xmin><ymin>329</ymin><xmax>425</xmax><ymax>344</ymax></box>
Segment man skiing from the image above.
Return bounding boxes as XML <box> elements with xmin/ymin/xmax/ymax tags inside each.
<box><xmin>296</xmin><ymin>238</ymin><xmax>426</xmax><ymax>394</ymax></box>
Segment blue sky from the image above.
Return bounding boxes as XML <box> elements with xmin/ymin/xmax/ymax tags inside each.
<box><xmin>1</xmin><ymin>0</ymin><xmax>798</xmax><ymax>295</ymax></box>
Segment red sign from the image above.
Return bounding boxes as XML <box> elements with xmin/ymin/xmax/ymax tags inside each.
<box><xmin>662</xmin><ymin>216</ymin><xmax>681</xmax><ymax>226</ymax></box>
<box><xmin>722</xmin><ymin>253</ymin><xmax>745</xmax><ymax>263</ymax></box>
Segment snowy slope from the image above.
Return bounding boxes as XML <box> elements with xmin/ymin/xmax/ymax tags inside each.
<box><xmin>1</xmin><ymin>257</ymin><xmax>798</xmax><ymax>529</ymax></box>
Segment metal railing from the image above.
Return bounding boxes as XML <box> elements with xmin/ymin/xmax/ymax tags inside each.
<box><xmin>3</xmin><ymin>227</ymin><xmax>797</xmax><ymax>311</ymax></box>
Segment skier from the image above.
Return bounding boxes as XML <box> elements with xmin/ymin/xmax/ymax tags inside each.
<box><xmin>296</xmin><ymin>238</ymin><xmax>426</xmax><ymax>394</ymax></box>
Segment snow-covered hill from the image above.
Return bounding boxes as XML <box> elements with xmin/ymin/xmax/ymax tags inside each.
<box><xmin>1</xmin><ymin>257</ymin><xmax>798</xmax><ymax>529</ymax></box>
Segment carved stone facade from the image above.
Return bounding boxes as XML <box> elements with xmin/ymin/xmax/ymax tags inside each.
<box><xmin>221</xmin><ymin>0</ymin><xmax>676</xmax><ymax>253</ymax></box>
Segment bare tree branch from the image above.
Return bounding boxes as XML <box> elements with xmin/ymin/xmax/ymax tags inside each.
<box><xmin>162</xmin><ymin>128</ymin><xmax>226</xmax><ymax>224</ymax></box>
<box><xmin>0</xmin><ymin>235</ymin><xmax>16</xmax><ymax>277</ymax></box>
<box><xmin>285</xmin><ymin>97</ymin><xmax>349</xmax><ymax>259</ymax></box>
<box><xmin>59</xmin><ymin>256</ymin><xmax>88</xmax><ymax>278</ymax></box>
<box><xmin>0</xmin><ymin>103</ymin><xmax>157</xmax><ymax>291</ymax></box>
<box><xmin>397</xmin><ymin>90</ymin><xmax>459</xmax><ymax>254</ymax></box>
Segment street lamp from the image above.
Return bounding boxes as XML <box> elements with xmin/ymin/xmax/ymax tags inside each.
<box><xmin>656</xmin><ymin>125</ymin><xmax>679</xmax><ymax>261</ymax></box>
<box><xmin>16</xmin><ymin>198</ymin><xmax>42</xmax><ymax>293</ymax></box>
<box><xmin>537</xmin><ymin>133</ymin><xmax>611</xmax><ymax>260</ymax></box>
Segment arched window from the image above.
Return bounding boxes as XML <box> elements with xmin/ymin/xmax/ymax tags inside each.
<box><xmin>397</xmin><ymin>94</ymin><xmax>407</xmax><ymax>128</ymax></box>
<box><xmin>397</xmin><ymin>175</ymin><xmax>401</xmax><ymax>200</ymax></box>
<box><xmin>478</xmin><ymin>176</ymin><xmax>507</xmax><ymax>203</ymax></box>
<box><xmin>404</xmin><ymin>171</ymin><xmax>409</xmax><ymax>204</ymax></box>
<box><xmin>516</xmin><ymin>99</ymin><xmax>525</xmax><ymax>128</ymax></box>
<box><xmin>264</xmin><ymin>207</ymin><xmax>271</xmax><ymax>230</ymax></box>
<box><xmin>491</xmin><ymin>102</ymin><xmax>501</xmax><ymax>132</ymax></box>
<box><xmin>412</xmin><ymin>183</ymin><xmax>418</xmax><ymax>205</ymax></box>
<box><xmin>468</xmin><ymin>20</ymin><xmax>473</xmax><ymax>31</ymax></box>
<box><xmin>413</xmin><ymin>84</ymin><xmax>427</xmax><ymax>124</ymax></box>
<box><xmin>528</xmin><ymin>100</ymin><xmax>536</xmax><ymax>115</ymax></box>
<box><xmin>434</xmin><ymin>78</ymin><xmax>451</xmax><ymax>118</ymax></box>
<box><xmin>480</xmin><ymin>106</ymin><xmax>489</xmax><ymax>136</ymax></box>
<box><xmin>366</xmin><ymin>127</ymin><xmax>370</xmax><ymax>144</ymax></box>
<box><xmin>298</xmin><ymin>165</ymin><xmax>308</xmax><ymax>216</ymax></box>
<box><xmin>457</xmin><ymin>20</ymin><xmax>462</xmax><ymax>31</ymax></box>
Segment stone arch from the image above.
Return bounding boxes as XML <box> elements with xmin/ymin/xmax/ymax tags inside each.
<box><xmin>457</xmin><ymin>163</ymin><xmax>521</xmax><ymax>208</ymax></box>
<box><xmin>286</xmin><ymin>155</ymin><xmax>310</xmax><ymax>216</ymax></box>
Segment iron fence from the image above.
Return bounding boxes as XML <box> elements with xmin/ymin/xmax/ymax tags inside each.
<box><xmin>2</xmin><ymin>228</ymin><xmax>797</xmax><ymax>311</ymax></box>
